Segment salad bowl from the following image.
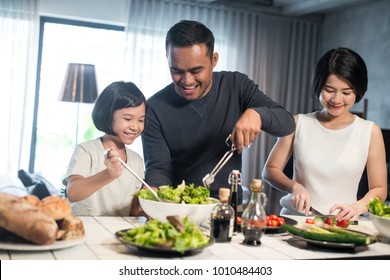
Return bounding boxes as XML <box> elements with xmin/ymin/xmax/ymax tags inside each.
<box><xmin>139</xmin><ymin>197</ymin><xmax>218</xmax><ymax>225</ymax></box>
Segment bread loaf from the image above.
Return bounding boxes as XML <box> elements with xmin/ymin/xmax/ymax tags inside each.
<box><xmin>39</xmin><ymin>195</ymin><xmax>72</xmax><ymax>220</ymax></box>
<box><xmin>0</xmin><ymin>193</ymin><xmax>58</xmax><ymax>245</ymax></box>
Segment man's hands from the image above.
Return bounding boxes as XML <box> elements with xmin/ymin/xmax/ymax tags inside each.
<box><xmin>231</xmin><ymin>108</ymin><xmax>261</xmax><ymax>153</ymax></box>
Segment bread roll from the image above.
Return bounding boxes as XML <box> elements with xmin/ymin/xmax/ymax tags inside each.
<box><xmin>0</xmin><ymin>193</ymin><xmax>58</xmax><ymax>245</ymax></box>
<box><xmin>19</xmin><ymin>195</ymin><xmax>41</xmax><ymax>207</ymax></box>
<box><xmin>57</xmin><ymin>214</ymin><xmax>85</xmax><ymax>241</ymax></box>
<box><xmin>39</xmin><ymin>195</ymin><xmax>72</xmax><ymax>220</ymax></box>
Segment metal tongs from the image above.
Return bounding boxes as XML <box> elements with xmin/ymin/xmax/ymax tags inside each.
<box><xmin>103</xmin><ymin>149</ymin><xmax>163</xmax><ymax>202</ymax></box>
<box><xmin>202</xmin><ymin>134</ymin><xmax>237</xmax><ymax>188</ymax></box>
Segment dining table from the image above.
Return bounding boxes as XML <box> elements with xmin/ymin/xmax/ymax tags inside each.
<box><xmin>1</xmin><ymin>214</ymin><xmax>389</xmax><ymax>260</ymax></box>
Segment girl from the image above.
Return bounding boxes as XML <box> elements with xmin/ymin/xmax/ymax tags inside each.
<box><xmin>63</xmin><ymin>81</ymin><xmax>146</xmax><ymax>216</ymax></box>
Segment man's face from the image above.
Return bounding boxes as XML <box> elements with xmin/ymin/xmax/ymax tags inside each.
<box><xmin>167</xmin><ymin>43</ymin><xmax>218</xmax><ymax>101</ymax></box>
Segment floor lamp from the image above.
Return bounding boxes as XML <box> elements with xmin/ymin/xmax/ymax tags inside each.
<box><xmin>58</xmin><ymin>63</ymin><xmax>98</xmax><ymax>146</ymax></box>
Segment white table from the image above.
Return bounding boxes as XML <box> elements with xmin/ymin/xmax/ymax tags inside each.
<box><xmin>1</xmin><ymin>215</ymin><xmax>389</xmax><ymax>260</ymax></box>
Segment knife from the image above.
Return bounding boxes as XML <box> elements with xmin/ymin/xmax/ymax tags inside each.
<box><xmin>309</xmin><ymin>206</ymin><xmax>328</xmax><ymax>217</ymax></box>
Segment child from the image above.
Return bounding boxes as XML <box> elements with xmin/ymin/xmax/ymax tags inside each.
<box><xmin>63</xmin><ymin>81</ymin><xmax>146</xmax><ymax>216</ymax></box>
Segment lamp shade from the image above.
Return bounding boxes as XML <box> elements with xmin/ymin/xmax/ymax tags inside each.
<box><xmin>58</xmin><ymin>63</ymin><xmax>98</xmax><ymax>103</ymax></box>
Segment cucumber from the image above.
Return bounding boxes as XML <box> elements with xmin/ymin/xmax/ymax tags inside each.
<box><xmin>281</xmin><ymin>224</ymin><xmax>371</xmax><ymax>246</ymax></box>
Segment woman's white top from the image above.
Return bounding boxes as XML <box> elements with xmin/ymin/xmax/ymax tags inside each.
<box><xmin>280</xmin><ymin>112</ymin><xmax>373</xmax><ymax>215</ymax></box>
<box><xmin>63</xmin><ymin>138</ymin><xmax>144</xmax><ymax>216</ymax></box>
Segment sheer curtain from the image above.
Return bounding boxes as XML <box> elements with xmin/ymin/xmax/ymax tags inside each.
<box><xmin>124</xmin><ymin>0</ymin><xmax>321</xmax><ymax>213</ymax></box>
<box><xmin>0</xmin><ymin>0</ymin><xmax>38</xmax><ymax>175</ymax></box>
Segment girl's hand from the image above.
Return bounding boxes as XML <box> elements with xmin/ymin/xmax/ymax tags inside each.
<box><xmin>104</xmin><ymin>148</ymin><xmax>123</xmax><ymax>179</ymax></box>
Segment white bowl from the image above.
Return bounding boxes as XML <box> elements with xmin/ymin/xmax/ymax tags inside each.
<box><xmin>139</xmin><ymin>197</ymin><xmax>219</xmax><ymax>225</ymax></box>
<box><xmin>370</xmin><ymin>214</ymin><xmax>390</xmax><ymax>239</ymax></box>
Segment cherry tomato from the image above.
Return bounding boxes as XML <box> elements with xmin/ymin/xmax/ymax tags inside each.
<box><xmin>271</xmin><ymin>220</ymin><xmax>279</xmax><ymax>227</ymax></box>
<box><xmin>236</xmin><ymin>216</ymin><xmax>242</xmax><ymax>224</ymax></box>
<box><xmin>336</xmin><ymin>219</ymin><xmax>349</xmax><ymax>228</ymax></box>
<box><xmin>269</xmin><ymin>214</ymin><xmax>279</xmax><ymax>221</ymax></box>
<box><xmin>306</xmin><ymin>218</ymin><xmax>315</xmax><ymax>224</ymax></box>
<box><xmin>278</xmin><ymin>217</ymin><xmax>285</xmax><ymax>226</ymax></box>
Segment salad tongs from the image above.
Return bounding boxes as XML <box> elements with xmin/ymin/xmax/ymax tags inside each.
<box><xmin>202</xmin><ymin>134</ymin><xmax>237</xmax><ymax>188</ymax></box>
<box><xmin>103</xmin><ymin>149</ymin><xmax>163</xmax><ymax>202</ymax></box>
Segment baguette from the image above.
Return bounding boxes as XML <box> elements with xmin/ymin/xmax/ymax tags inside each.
<box><xmin>0</xmin><ymin>193</ymin><xmax>58</xmax><ymax>245</ymax></box>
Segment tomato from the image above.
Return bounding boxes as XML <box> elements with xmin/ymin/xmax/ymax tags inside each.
<box><xmin>336</xmin><ymin>219</ymin><xmax>349</xmax><ymax>228</ymax></box>
<box><xmin>306</xmin><ymin>218</ymin><xmax>315</xmax><ymax>224</ymax></box>
<box><xmin>266</xmin><ymin>216</ymin><xmax>270</xmax><ymax>222</ymax></box>
<box><xmin>266</xmin><ymin>220</ymin><xmax>273</xmax><ymax>227</ymax></box>
<box><xmin>324</xmin><ymin>217</ymin><xmax>335</xmax><ymax>226</ymax></box>
<box><xmin>278</xmin><ymin>217</ymin><xmax>285</xmax><ymax>226</ymax></box>
<box><xmin>271</xmin><ymin>220</ymin><xmax>279</xmax><ymax>227</ymax></box>
<box><xmin>236</xmin><ymin>216</ymin><xmax>242</xmax><ymax>224</ymax></box>
<box><xmin>269</xmin><ymin>214</ymin><xmax>279</xmax><ymax>221</ymax></box>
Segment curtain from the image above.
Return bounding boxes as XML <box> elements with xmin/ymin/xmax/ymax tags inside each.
<box><xmin>124</xmin><ymin>0</ymin><xmax>321</xmax><ymax>214</ymax></box>
<box><xmin>0</xmin><ymin>0</ymin><xmax>38</xmax><ymax>175</ymax></box>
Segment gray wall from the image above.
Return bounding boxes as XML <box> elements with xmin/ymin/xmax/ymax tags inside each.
<box><xmin>321</xmin><ymin>0</ymin><xmax>390</xmax><ymax>129</ymax></box>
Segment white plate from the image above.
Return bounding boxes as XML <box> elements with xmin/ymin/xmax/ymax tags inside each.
<box><xmin>0</xmin><ymin>228</ymin><xmax>85</xmax><ymax>251</ymax></box>
<box><xmin>0</xmin><ymin>237</ymin><xmax>85</xmax><ymax>251</ymax></box>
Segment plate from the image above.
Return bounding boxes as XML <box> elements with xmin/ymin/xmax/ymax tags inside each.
<box><xmin>288</xmin><ymin>231</ymin><xmax>375</xmax><ymax>249</ymax></box>
<box><xmin>115</xmin><ymin>228</ymin><xmax>214</xmax><ymax>256</ymax></box>
<box><xmin>0</xmin><ymin>228</ymin><xmax>85</xmax><ymax>251</ymax></box>
<box><xmin>265</xmin><ymin>216</ymin><xmax>297</xmax><ymax>233</ymax></box>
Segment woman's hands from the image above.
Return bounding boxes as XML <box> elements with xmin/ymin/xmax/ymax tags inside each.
<box><xmin>329</xmin><ymin>203</ymin><xmax>364</xmax><ymax>221</ymax></box>
<box><xmin>291</xmin><ymin>182</ymin><xmax>311</xmax><ymax>215</ymax></box>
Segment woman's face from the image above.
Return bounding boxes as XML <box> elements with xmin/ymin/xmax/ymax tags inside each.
<box><xmin>167</xmin><ymin>43</ymin><xmax>218</xmax><ymax>101</ymax></box>
<box><xmin>111</xmin><ymin>103</ymin><xmax>146</xmax><ymax>145</ymax></box>
<box><xmin>319</xmin><ymin>74</ymin><xmax>356</xmax><ymax>117</ymax></box>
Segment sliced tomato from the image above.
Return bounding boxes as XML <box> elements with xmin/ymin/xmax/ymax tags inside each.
<box><xmin>305</xmin><ymin>218</ymin><xmax>315</xmax><ymax>224</ymax></box>
<box><xmin>324</xmin><ymin>217</ymin><xmax>335</xmax><ymax>226</ymax></box>
<box><xmin>336</xmin><ymin>219</ymin><xmax>349</xmax><ymax>228</ymax></box>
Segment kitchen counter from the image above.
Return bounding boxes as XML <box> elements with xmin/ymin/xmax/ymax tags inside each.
<box><xmin>1</xmin><ymin>215</ymin><xmax>389</xmax><ymax>260</ymax></box>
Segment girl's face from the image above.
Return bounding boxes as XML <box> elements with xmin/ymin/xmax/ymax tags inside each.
<box><xmin>319</xmin><ymin>74</ymin><xmax>356</xmax><ymax>117</ymax></box>
<box><xmin>111</xmin><ymin>103</ymin><xmax>146</xmax><ymax>145</ymax></box>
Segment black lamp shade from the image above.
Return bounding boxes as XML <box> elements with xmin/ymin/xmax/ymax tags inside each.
<box><xmin>59</xmin><ymin>63</ymin><xmax>98</xmax><ymax>103</ymax></box>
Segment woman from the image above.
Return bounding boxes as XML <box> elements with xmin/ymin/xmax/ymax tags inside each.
<box><xmin>262</xmin><ymin>47</ymin><xmax>387</xmax><ymax>221</ymax></box>
<box><xmin>63</xmin><ymin>81</ymin><xmax>146</xmax><ymax>216</ymax></box>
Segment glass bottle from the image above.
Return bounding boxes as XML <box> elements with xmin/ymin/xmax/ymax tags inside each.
<box><xmin>210</xmin><ymin>188</ymin><xmax>234</xmax><ymax>242</ymax></box>
<box><xmin>241</xmin><ymin>179</ymin><xmax>268</xmax><ymax>246</ymax></box>
<box><xmin>228</xmin><ymin>170</ymin><xmax>241</xmax><ymax>234</ymax></box>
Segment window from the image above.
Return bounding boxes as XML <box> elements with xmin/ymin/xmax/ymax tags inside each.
<box><xmin>30</xmin><ymin>17</ymin><xmax>127</xmax><ymax>190</ymax></box>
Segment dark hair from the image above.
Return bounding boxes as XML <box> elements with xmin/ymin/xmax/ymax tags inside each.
<box><xmin>165</xmin><ymin>20</ymin><xmax>215</xmax><ymax>59</ymax></box>
<box><xmin>312</xmin><ymin>47</ymin><xmax>367</xmax><ymax>103</ymax></box>
<box><xmin>92</xmin><ymin>81</ymin><xmax>146</xmax><ymax>135</ymax></box>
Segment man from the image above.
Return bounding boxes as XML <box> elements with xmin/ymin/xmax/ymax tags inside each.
<box><xmin>142</xmin><ymin>20</ymin><xmax>295</xmax><ymax>202</ymax></box>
